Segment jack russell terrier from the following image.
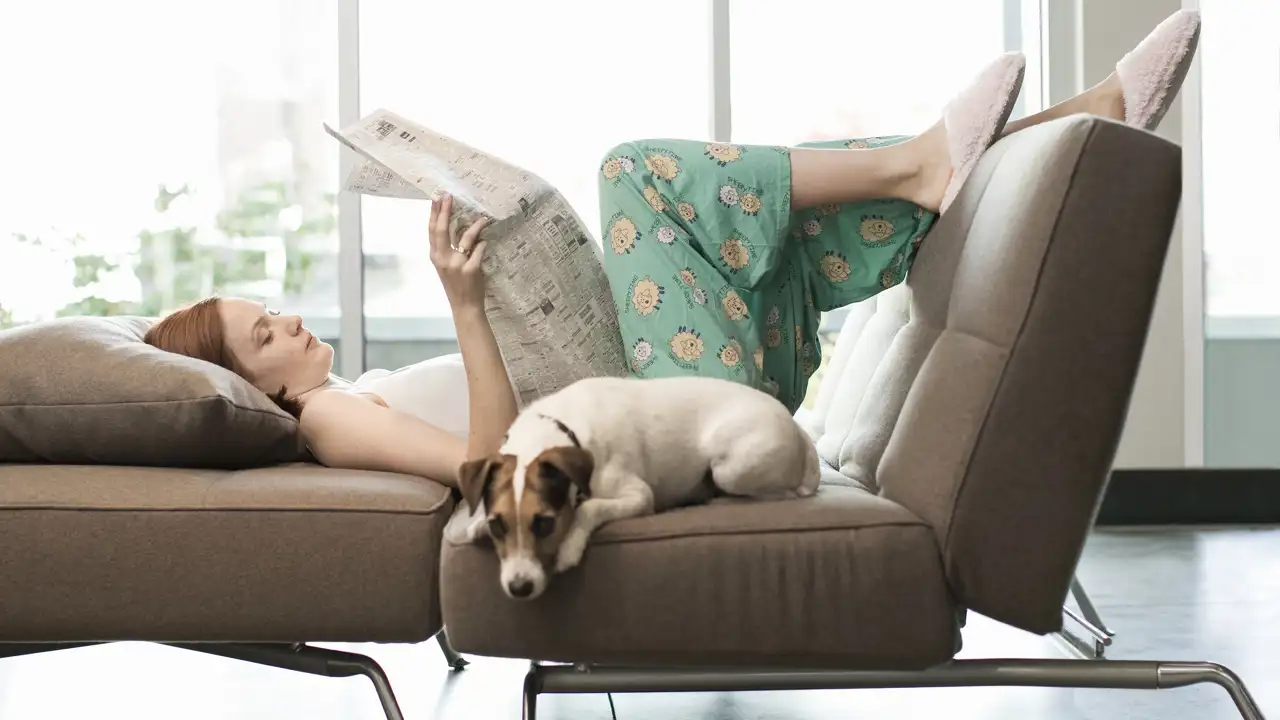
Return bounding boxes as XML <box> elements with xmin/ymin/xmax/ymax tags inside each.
<box><xmin>457</xmin><ymin>376</ymin><xmax>820</xmax><ymax>601</ymax></box>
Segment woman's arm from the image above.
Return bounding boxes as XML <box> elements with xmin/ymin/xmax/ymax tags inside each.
<box><xmin>299</xmin><ymin>194</ymin><xmax>518</xmax><ymax>487</ymax></box>
<box><xmin>430</xmin><ymin>193</ymin><xmax>519</xmax><ymax>460</ymax></box>
<box><xmin>452</xmin><ymin>304</ymin><xmax>519</xmax><ymax>459</ymax></box>
<box><xmin>300</xmin><ymin>389</ymin><xmax>467</xmax><ymax>487</ymax></box>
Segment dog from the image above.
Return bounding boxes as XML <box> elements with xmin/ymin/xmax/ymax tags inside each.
<box><xmin>456</xmin><ymin>376</ymin><xmax>821</xmax><ymax>601</ymax></box>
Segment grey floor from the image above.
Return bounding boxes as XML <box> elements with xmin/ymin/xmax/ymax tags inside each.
<box><xmin>1</xmin><ymin>527</ymin><xmax>1276</xmax><ymax>720</ymax></box>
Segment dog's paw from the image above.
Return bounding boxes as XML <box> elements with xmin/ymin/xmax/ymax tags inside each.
<box><xmin>554</xmin><ymin>527</ymin><xmax>591</xmax><ymax>573</ymax></box>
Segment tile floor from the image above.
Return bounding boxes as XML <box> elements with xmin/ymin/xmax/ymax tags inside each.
<box><xmin>1</xmin><ymin>527</ymin><xmax>1276</xmax><ymax>719</ymax></box>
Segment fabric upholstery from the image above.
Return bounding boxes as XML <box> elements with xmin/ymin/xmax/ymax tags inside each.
<box><xmin>442</xmin><ymin>485</ymin><xmax>958</xmax><ymax>668</ymax></box>
<box><xmin>0</xmin><ymin>463</ymin><xmax>453</xmax><ymax>642</ymax></box>
<box><xmin>817</xmin><ymin>285</ymin><xmax>914</xmax><ymax>492</ymax></box>
<box><xmin>808</xmin><ymin>115</ymin><xmax>1181</xmax><ymax>634</ymax></box>
<box><xmin>0</xmin><ymin>316</ymin><xmax>307</xmax><ymax>467</ymax></box>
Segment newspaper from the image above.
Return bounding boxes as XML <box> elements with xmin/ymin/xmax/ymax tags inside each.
<box><xmin>324</xmin><ymin>109</ymin><xmax>628</xmax><ymax>406</ymax></box>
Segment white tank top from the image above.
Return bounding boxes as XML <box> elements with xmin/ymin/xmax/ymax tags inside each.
<box><xmin>346</xmin><ymin>353</ymin><xmax>471</xmax><ymax>440</ymax></box>
<box><xmin>351</xmin><ymin>353</ymin><xmax>488</xmax><ymax>544</ymax></box>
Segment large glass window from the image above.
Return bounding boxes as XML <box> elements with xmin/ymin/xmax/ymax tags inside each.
<box><xmin>1199</xmin><ymin>0</ymin><xmax>1280</xmax><ymax>467</ymax></box>
<box><xmin>0</xmin><ymin>0</ymin><xmax>343</xmax><ymax>369</ymax></box>
<box><xmin>727</xmin><ymin>0</ymin><xmax>1020</xmax><ymax>405</ymax></box>
<box><xmin>729</xmin><ymin>0</ymin><xmax>1011</xmax><ymax>146</ymax></box>
<box><xmin>2</xmin><ymin>0</ymin><xmax>1029</xmax><ymax>394</ymax></box>
<box><xmin>1201</xmin><ymin>0</ymin><xmax>1280</xmax><ymax>329</ymax></box>
<box><xmin>357</xmin><ymin>0</ymin><xmax>712</xmax><ymax>365</ymax></box>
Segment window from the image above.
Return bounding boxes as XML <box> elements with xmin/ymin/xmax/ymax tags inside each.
<box><xmin>729</xmin><ymin>0</ymin><xmax>1012</xmax><ymax>146</ymax></box>
<box><xmin>357</xmin><ymin>0</ymin><xmax>711</xmax><ymax>351</ymax></box>
<box><xmin>725</xmin><ymin>0</ymin><xmax>1024</xmax><ymax>406</ymax></box>
<box><xmin>0</xmin><ymin>0</ymin><xmax>343</xmax><ymax>369</ymax></box>
<box><xmin>1201</xmin><ymin>0</ymin><xmax>1280</xmax><ymax>334</ymax></box>
<box><xmin>5</xmin><ymin>0</ymin><xmax>1032</xmax><ymax>398</ymax></box>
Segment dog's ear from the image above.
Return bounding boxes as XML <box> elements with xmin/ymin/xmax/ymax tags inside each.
<box><xmin>457</xmin><ymin>456</ymin><xmax>500</xmax><ymax>511</ymax></box>
<box><xmin>535</xmin><ymin>446</ymin><xmax>595</xmax><ymax>506</ymax></box>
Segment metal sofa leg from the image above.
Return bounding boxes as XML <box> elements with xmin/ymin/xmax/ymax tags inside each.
<box><xmin>0</xmin><ymin>642</ymin><xmax>406</xmax><ymax>720</ymax></box>
<box><xmin>1071</xmin><ymin>576</ymin><xmax>1114</xmax><ymax>637</ymax></box>
<box><xmin>170</xmin><ymin>643</ymin><xmax>405</xmax><ymax>720</ymax></box>
<box><xmin>435</xmin><ymin>628</ymin><xmax>469</xmax><ymax>670</ymax></box>
<box><xmin>524</xmin><ymin>658</ymin><xmax>1267</xmax><ymax>720</ymax></box>
<box><xmin>1161</xmin><ymin>662</ymin><xmax>1266</xmax><ymax>720</ymax></box>
<box><xmin>523</xmin><ymin>663</ymin><xmax>543</xmax><ymax>720</ymax></box>
<box><xmin>1057</xmin><ymin>575</ymin><xmax>1116</xmax><ymax>658</ymax></box>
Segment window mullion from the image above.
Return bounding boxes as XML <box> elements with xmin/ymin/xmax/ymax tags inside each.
<box><xmin>710</xmin><ymin>0</ymin><xmax>732</xmax><ymax>143</ymax></box>
<box><xmin>337</xmin><ymin>0</ymin><xmax>366</xmax><ymax>378</ymax></box>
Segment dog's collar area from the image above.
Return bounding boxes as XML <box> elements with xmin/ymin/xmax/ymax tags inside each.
<box><xmin>536</xmin><ymin>413</ymin><xmax>581</xmax><ymax>448</ymax></box>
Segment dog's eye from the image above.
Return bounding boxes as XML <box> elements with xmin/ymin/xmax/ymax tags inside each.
<box><xmin>531</xmin><ymin>515</ymin><xmax>556</xmax><ymax>539</ymax></box>
<box><xmin>488</xmin><ymin>516</ymin><xmax>507</xmax><ymax>540</ymax></box>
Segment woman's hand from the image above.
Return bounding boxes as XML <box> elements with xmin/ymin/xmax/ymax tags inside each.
<box><xmin>426</xmin><ymin>194</ymin><xmax>518</xmax><ymax>462</ymax></box>
<box><xmin>429</xmin><ymin>193</ymin><xmax>491</xmax><ymax>312</ymax></box>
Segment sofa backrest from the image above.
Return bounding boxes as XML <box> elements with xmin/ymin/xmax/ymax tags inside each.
<box><xmin>803</xmin><ymin>115</ymin><xmax>1182</xmax><ymax>634</ymax></box>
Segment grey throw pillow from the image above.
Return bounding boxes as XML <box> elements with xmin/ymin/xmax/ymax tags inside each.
<box><xmin>0</xmin><ymin>316</ymin><xmax>306</xmax><ymax>467</ymax></box>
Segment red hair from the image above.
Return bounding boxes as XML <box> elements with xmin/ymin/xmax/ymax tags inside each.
<box><xmin>144</xmin><ymin>297</ymin><xmax>302</xmax><ymax>417</ymax></box>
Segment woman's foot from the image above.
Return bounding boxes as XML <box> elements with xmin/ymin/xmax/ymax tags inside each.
<box><xmin>898</xmin><ymin>120</ymin><xmax>953</xmax><ymax>213</ymax></box>
<box><xmin>1116</xmin><ymin>9</ymin><xmax>1201</xmax><ymax>130</ymax></box>
<box><xmin>1000</xmin><ymin>9</ymin><xmax>1199</xmax><ymax>139</ymax></box>
<box><xmin>936</xmin><ymin>53</ymin><xmax>1027</xmax><ymax>213</ymax></box>
<box><xmin>999</xmin><ymin>71</ymin><xmax>1125</xmax><ymax>137</ymax></box>
<box><xmin>788</xmin><ymin>54</ymin><xmax>1022</xmax><ymax>212</ymax></box>
<box><xmin>895</xmin><ymin>53</ymin><xmax>1027</xmax><ymax>214</ymax></box>
<box><xmin>1086</xmin><ymin>73</ymin><xmax>1127</xmax><ymax>123</ymax></box>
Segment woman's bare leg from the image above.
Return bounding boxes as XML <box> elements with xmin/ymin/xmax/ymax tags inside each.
<box><xmin>789</xmin><ymin>122</ymin><xmax>951</xmax><ymax>212</ymax></box>
<box><xmin>788</xmin><ymin>71</ymin><xmax>1126</xmax><ymax>213</ymax></box>
<box><xmin>790</xmin><ymin>52</ymin><xmax>1025</xmax><ymax>214</ymax></box>
<box><xmin>1001</xmin><ymin>73</ymin><xmax>1125</xmax><ymax>136</ymax></box>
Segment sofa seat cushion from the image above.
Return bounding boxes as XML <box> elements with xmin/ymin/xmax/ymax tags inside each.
<box><xmin>441</xmin><ymin>485</ymin><xmax>958</xmax><ymax>669</ymax></box>
<box><xmin>0</xmin><ymin>463</ymin><xmax>453</xmax><ymax>643</ymax></box>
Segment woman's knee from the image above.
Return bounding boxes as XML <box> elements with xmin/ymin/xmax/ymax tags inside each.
<box><xmin>598</xmin><ymin>142</ymin><xmax>645</xmax><ymax>185</ymax></box>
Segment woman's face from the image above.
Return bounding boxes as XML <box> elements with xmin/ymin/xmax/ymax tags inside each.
<box><xmin>218</xmin><ymin>297</ymin><xmax>334</xmax><ymax>398</ymax></box>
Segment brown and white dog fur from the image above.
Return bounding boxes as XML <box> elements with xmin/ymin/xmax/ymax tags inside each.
<box><xmin>457</xmin><ymin>376</ymin><xmax>821</xmax><ymax>601</ymax></box>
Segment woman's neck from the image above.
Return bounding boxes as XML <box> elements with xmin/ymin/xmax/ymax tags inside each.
<box><xmin>295</xmin><ymin>374</ymin><xmax>349</xmax><ymax>407</ymax></box>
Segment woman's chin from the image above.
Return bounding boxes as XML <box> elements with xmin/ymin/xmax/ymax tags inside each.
<box><xmin>314</xmin><ymin>342</ymin><xmax>337</xmax><ymax>370</ymax></box>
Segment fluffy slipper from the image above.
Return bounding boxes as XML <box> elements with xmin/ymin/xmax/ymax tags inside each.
<box><xmin>1116</xmin><ymin>9</ymin><xmax>1201</xmax><ymax>131</ymax></box>
<box><xmin>940</xmin><ymin>52</ymin><xmax>1027</xmax><ymax>214</ymax></box>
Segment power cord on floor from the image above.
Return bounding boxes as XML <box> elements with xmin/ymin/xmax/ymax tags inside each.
<box><xmin>607</xmin><ymin>691</ymin><xmax>618</xmax><ymax>720</ymax></box>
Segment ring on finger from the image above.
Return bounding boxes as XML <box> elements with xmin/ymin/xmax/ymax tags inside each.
<box><xmin>452</xmin><ymin>244</ymin><xmax>471</xmax><ymax>257</ymax></box>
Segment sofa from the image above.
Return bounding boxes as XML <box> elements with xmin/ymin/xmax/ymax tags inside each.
<box><xmin>0</xmin><ymin>114</ymin><xmax>1265</xmax><ymax>720</ymax></box>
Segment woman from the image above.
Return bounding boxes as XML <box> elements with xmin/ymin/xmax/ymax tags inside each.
<box><xmin>144</xmin><ymin>200</ymin><xmax>509</xmax><ymax>486</ymax></box>
<box><xmin>144</xmin><ymin>11</ymin><xmax>1200</xmax><ymax>487</ymax></box>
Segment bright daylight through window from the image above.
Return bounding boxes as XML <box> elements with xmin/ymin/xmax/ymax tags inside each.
<box><xmin>1200</xmin><ymin>0</ymin><xmax>1280</xmax><ymax>334</ymax></box>
<box><xmin>356</xmin><ymin>0</ymin><xmax>1018</xmax><ymax>360</ymax></box>
<box><xmin>0</xmin><ymin>0</ymin><xmax>341</xmax><ymax>365</ymax></box>
<box><xmin>1</xmin><ymin>0</ymin><xmax>1025</xmax><ymax>384</ymax></box>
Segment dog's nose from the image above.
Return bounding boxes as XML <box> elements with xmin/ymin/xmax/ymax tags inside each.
<box><xmin>507</xmin><ymin>579</ymin><xmax>535</xmax><ymax>598</ymax></box>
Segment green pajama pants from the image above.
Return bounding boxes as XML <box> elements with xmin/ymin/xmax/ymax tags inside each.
<box><xmin>598</xmin><ymin>136</ymin><xmax>937</xmax><ymax>414</ymax></box>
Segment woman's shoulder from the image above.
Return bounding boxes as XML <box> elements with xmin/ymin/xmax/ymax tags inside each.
<box><xmin>299</xmin><ymin>387</ymin><xmax>383</xmax><ymax>428</ymax></box>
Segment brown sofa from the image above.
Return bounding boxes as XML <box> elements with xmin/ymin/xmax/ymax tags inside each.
<box><xmin>0</xmin><ymin>114</ymin><xmax>1265</xmax><ymax>720</ymax></box>
<box><xmin>439</xmin><ymin>115</ymin><xmax>1264</xmax><ymax>720</ymax></box>
<box><xmin>0</xmin><ymin>298</ymin><xmax>467</xmax><ymax>717</ymax></box>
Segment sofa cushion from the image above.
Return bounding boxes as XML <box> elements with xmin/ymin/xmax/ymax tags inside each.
<box><xmin>441</xmin><ymin>485</ymin><xmax>958</xmax><ymax>669</ymax></box>
<box><xmin>813</xmin><ymin>115</ymin><xmax>1181</xmax><ymax>634</ymax></box>
<box><xmin>0</xmin><ymin>316</ymin><xmax>306</xmax><ymax>467</ymax></box>
<box><xmin>0</xmin><ymin>463</ymin><xmax>453</xmax><ymax>642</ymax></box>
<box><xmin>805</xmin><ymin>285</ymin><xmax>912</xmax><ymax>492</ymax></box>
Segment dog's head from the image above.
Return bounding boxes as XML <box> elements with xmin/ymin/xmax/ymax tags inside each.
<box><xmin>458</xmin><ymin>433</ymin><xmax>593</xmax><ymax>601</ymax></box>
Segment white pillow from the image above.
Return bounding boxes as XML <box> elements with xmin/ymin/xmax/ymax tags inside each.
<box><xmin>798</xmin><ymin>303</ymin><xmax>876</xmax><ymax>441</ymax></box>
<box><xmin>807</xmin><ymin>285</ymin><xmax>912</xmax><ymax>490</ymax></box>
